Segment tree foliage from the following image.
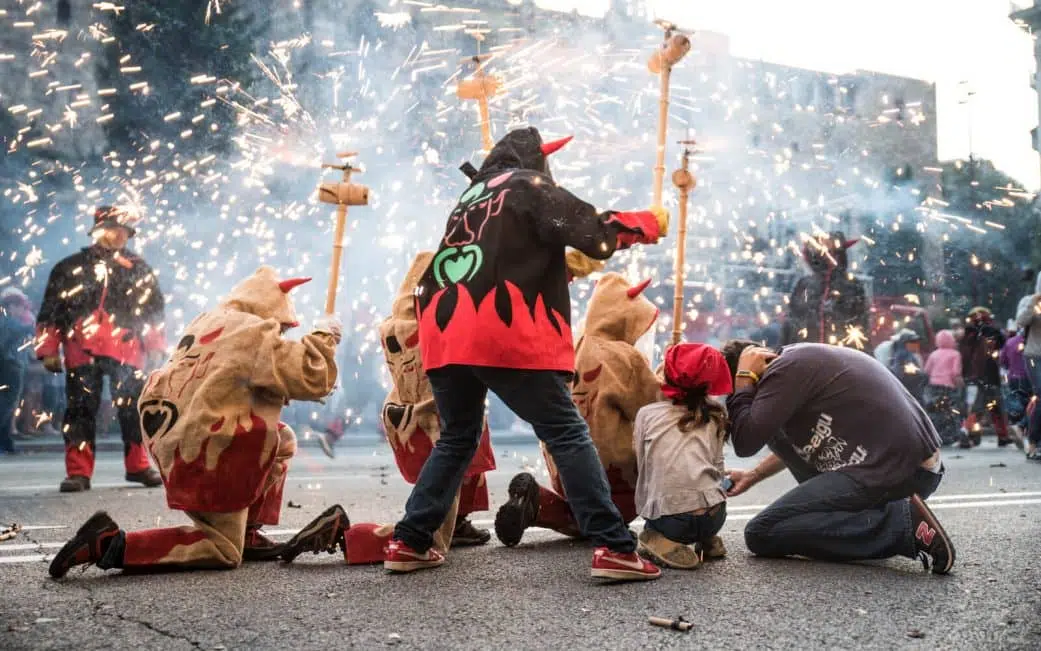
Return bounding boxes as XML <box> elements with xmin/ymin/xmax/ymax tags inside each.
<box><xmin>95</xmin><ymin>1</ymin><xmax>267</xmax><ymax>163</ymax></box>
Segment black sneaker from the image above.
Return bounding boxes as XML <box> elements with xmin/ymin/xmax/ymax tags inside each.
<box><xmin>280</xmin><ymin>505</ymin><xmax>349</xmax><ymax>562</ymax></box>
<box><xmin>48</xmin><ymin>511</ymin><xmax>121</xmax><ymax>578</ymax></box>
<box><xmin>125</xmin><ymin>468</ymin><xmax>163</xmax><ymax>487</ymax></box>
<box><xmin>910</xmin><ymin>494</ymin><xmax>955</xmax><ymax>575</ymax></box>
<box><xmin>451</xmin><ymin>517</ymin><xmax>491</xmax><ymax>547</ymax></box>
<box><xmin>242</xmin><ymin>526</ymin><xmax>287</xmax><ymax>562</ymax></box>
<box><xmin>59</xmin><ymin>475</ymin><xmax>91</xmax><ymax>492</ymax></box>
<box><xmin>494</xmin><ymin>472</ymin><xmax>540</xmax><ymax>547</ymax></box>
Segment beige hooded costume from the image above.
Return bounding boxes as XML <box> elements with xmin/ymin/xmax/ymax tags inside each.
<box><xmin>342</xmin><ymin>253</ymin><xmax>495</xmax><ymax>564</ymax></box>
<box><xmin>536</xmin><ymin>272</ymin><xmax>661</xmax><ymax>533</ymax></box>
<box><xmin>126</xmin><ymin>266</ymin><xmax>339</xmax><ymax>568</ymax></box>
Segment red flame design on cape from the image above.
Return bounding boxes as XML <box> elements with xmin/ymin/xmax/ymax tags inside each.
<box><xmin>418</xmin><ymin>282</ymin><xmax>574</xmax><ymax>372</ymax></box>
<box><xmin>162</xmin><ymin>412</ymin><xmax>274</xmax><ymax>513</ymax></box>
<box><xmin>123</xmin><ymin>528</ymin><xmax>209</xmax><ymax>567</ymax></box>
<box><xmin>390</xmin><ymin>424</ymin><xmax>496</xmax><ymax>485</ymax></box>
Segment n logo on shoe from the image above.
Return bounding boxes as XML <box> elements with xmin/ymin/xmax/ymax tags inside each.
<box><xmin>915</xmin><ymin>521</ymin><xmax>936</xmax><ymax>545</ymax></box>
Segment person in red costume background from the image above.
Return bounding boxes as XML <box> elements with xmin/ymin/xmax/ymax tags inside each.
<box><xmin>781</xmin><ymin>231</ymin><xmax>870</xmax><ymax>352</ymax></box>
<box><xmin>35</xmin><ymin>206</ymin><xmax>165</xmax><ymax>492</ymax></box>
<box><xmin>48</xmin><ymin>267</ymin><xmax>346</xmax><ymax>578</ymax></box>
<box><xmin>384</xmin><ymin>127</ymin><xmax>667</xmax><ymax>582</ymax></box>
<box><xmin>495</xmin><ymin>272</ymin><xmax>660</xmax><ymax>546</ymax></box>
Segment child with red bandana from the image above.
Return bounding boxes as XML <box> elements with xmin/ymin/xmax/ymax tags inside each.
<box><xmin>633</xmin><ymin>343</ymin><xmax>732</xmax><ymax>569</ymax></box>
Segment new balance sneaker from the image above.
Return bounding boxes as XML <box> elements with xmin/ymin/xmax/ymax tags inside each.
<box><xmin>242</xmin><ymin>526</ymin><xmax>286</xmax><ymax>562</ymax></box>
<box><xmin>384</xmin><ymin>539</ymin><xmax>445</xmax><ymax>573</ymax></box>
<box><xmin>637</xmin><ymin>529</ymin><xmax>700</xmax><ymax>569</ymax></box>
<box><xmin>280</xmin><ymin>505</ymin><xmax>349</xmax><ymax>562</ymax></box>
<box><xmin>494</xmin><ymin>472</ymin><xmax>540</xmax><ymax>547</ymax></box>
<box><xmin>48</xmin><ymin>511</ymin><xmax>122</xmax><ymax>578</ymax></box>
<box><xmin>451</xmin><ymin>517</ymin><xmax>491</xmax><ymax>547</ymax></box>
<box><xmin>910</xmin><ymin>494</ymin><xmax>955</xmax><ymax>575</ymax></box>
<box><xmin>591</xmin><ymin>547</ymin><xmax>662</xmax><ymax>581</ymax></box>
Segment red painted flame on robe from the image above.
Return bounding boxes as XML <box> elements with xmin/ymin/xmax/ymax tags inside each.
<box><xmin>162</xmin><ymin>412</ymin><xmax>275</xmax><ymax>513</ymax></box>
<box><xmin>390</xmin><ymin>424</ymin><xmax>496</xmax><ymax>485</ymax></box>
<box><xmin>123</xmin><ymin>528</ymin><xmax>210</xmax><ymax>567</ymax></box>
<box><xmin>418</xmin><ymin>282</ymin><xmax>574</xmax><ymax>372</ymax></box>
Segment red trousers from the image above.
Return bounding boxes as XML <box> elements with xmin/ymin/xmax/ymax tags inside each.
<box><xmin>534</xmin><ymin>471</ymin><xmax>637</xmax><ymax>538</ymax></box>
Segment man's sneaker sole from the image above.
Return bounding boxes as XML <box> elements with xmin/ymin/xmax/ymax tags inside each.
<box><xmin>591</xmin><ymin>567</ymin><xmax>661</xmax><ymax>581</ymax></box>
<box><xmin>494</xmin><ymin>472</ymin><xmax>539</xmax><ymax>547</ymax></box>
<box><xmin>384</xmin><ymin>557</ymin><xmax>445</xmax><ymax>573</ymax></box>
<box><xmin>911</xmin><ymin>495</ymin><xmax>955</xmax><ymax>575</ymax></box>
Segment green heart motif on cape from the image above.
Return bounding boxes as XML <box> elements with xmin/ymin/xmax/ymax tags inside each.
<box><xmin>434</xmin><ymin>245</ymin><xmax>484</xmax><ymax>287</ymax></box>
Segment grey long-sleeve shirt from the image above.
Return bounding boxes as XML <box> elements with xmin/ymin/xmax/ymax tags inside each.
<box><xmin>726</xmin><ymin>343</ymin><xmax>940</xmax><ymax>488</ymax></box>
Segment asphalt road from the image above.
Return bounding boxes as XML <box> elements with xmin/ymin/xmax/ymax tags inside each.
<box><xmin>1</xmin><ymin>437</ymin><xmax>1039</xmax><ymax>650</ymax></box>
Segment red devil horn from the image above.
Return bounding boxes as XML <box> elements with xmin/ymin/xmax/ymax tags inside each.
<box><xmin>278</xmin><ymin>277</ymin><xmax>311</xmax><ymax>293</ymax></box>
<box><xmin>540</xmin><ymin>135</ymin><xmax>573</xmax><ymax>157</ymax></box>
<box><xmin>627</xmin><ymin>278</ymin><xmax>652</xmax><ymax>299</ymax></box>
<box><xmin>843</xmin><ymin>239</ymin><xmax>859</xmax><ymax>249</ymax></box>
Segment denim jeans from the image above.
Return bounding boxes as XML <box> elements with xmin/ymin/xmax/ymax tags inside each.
<box><xmin>645</xmin><ymin>504</ymin><xmax>727</xmax><ymax>546</ymax></box>
<box><xmin>393</xmin><ymin>365</ymin><xmax>635</xmax><ymax>554</ymax></box>
<box><xmin>743</xmin><ymin>437</ymin><xmax>944</xmax><ymax>562</ymax></box>
<box><xmin>1026</xmin><ymin>357</ymin><xmax>1041</xmax><ymax>446</ymax></box>
<box><xmin>0</xmin><ymin>364</ymin><xmax>24</xmax><ymax>453</ymax></box>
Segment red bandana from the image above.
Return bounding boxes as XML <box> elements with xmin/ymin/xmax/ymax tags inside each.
<box><xmin>661</xmin><ymin>343</ymin><xmax>733</xmax><ymax>400</ymax></box>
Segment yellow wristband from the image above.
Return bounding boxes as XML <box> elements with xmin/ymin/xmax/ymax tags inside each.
<box><xmin>736</xmin><ymin>369</ymin><xmax>760</xmax><ymax>384</ymax></box>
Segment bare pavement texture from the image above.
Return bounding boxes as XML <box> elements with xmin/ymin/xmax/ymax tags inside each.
<box><xmin>1</xmin><ymin>438</ymin><xmax>1039</xmax><ymax>650</ymax></box>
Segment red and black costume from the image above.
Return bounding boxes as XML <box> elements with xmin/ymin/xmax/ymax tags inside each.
<box><xmin>34</xmin><ymin>208</ymin><xmax>166</xmax><ymax>489</ymax></box>
<box><xmin>782</xmin><ymin>231</ymin><xmax>870</xmax><ymax>352</ymax></box>
<box><xmin>415</xmin><ymin>127</ymin><xmax>663</xmax><ymax>372</ymax></box>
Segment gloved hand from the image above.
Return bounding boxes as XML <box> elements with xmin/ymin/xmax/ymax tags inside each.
<box><xmin>42</xmin><ymin>356</ymin><xmax>63</xmax><ymax>374</ymax></box>
<box><xmin>608</xmin><ymin>209</ymin><xmax>666</xmax><ymax>248</ymax></box>
<box><xmin>565</xmin><ymin>249</ymin><xmax>605</xmax><ymax>280</ymax></box>
<box><xmin>314</xmin><ymin>316</ymin><xmax>343</xmax><ymax>342</ymax></box>
<box><xmin>649</xmin><ymin>205</ymin><xmax>670</xmax><ymax>238</ymax></box>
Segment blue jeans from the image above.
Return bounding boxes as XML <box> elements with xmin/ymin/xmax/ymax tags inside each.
<box><xmin>1026</xmin><ymin>357</ymin><xmax>1041</xmax><ymax>446</ymax></box>
<box><xmin>744</xmin><ymin>437</ymin><xmax>944</xmax><ymax>562</ymax></box>
<box><xmin>0</xmin><ymin>364</ymin><xmax>25</xmax><ymax>453</ymax></box>
<box><xmin>393</xmin><ymin>365</ymin><xmax>635</xmax><ymax>553</ymax></box>
<box><xmin>646</xmin><ymin>504</ymin><xmax>727</xmax><ymax>545</ymax></box>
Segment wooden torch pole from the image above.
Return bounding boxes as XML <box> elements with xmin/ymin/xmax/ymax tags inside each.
<box><xmin>320</xmin><ymin>152</ymin><xmax>365</xmax><ymax>316</ymax></box>
<box><xmin>649</xmin><ymin>21</ymin><xmax>689</xmax><ymax>206</ymax></box>
<box><xmin>671</xmin><ymin>142</ymin><xmax>697</xmax><ymax>346</ymax></box>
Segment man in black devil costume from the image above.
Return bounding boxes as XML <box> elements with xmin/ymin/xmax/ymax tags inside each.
<box><xmin>382</xmin><ymin>127</ymin><xmax>666</xmax><ymax>582</ymax></box>
<box><xmin>782</xmin><ymin>231</ymin><xmax>870</xmax><ymax>352</ymax></box>
<box><xmin>35</xmin><ymin>206</ymin><xmax>165</xmax><ymax>492</ymax></box>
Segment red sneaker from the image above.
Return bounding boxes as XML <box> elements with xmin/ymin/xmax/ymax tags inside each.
<box><xmin>591</xmin><ymin>546</ymin><xmax>662</xmax><ymax>581</ymax></box>
<box><xmin>384</xmin><ymin>539</ymin><xmax>445</xmax><ymax>573</ymax></box>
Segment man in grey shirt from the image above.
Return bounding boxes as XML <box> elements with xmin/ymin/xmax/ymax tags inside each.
<box><xmin>722</xmin><ymin>342</ymin><xmax>955</xmax><ymax>574</ymax></box>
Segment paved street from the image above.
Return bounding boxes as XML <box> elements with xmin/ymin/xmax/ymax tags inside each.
<box><xmin>1</xmin><ymin>437</ymin><xmax>1039</xmax><ymax>650</ymax></box>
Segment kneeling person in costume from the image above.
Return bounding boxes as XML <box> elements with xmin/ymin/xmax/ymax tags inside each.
<box><xmin>49</xmin><ymin>267</ymin><xmax>345</xmax><ymax>578</ymax></box>
<box><xmin>634</xmin><ymin>343</ymin><xmax>731</xmax><ymax>569</ymax></box>
<box><xmin>495</xmin><ymin>272</ymin><xmax>660</xmax><ymax>545</ymax></box>
<box><xmin>313</xmin><ymin>253</ymin><xmax>496</xmax><ymax>565</ymax></box>
<box><xmin>385</xmin><ymin>127</ymin><xmax>666</xmax><ymax>581</ymax></box>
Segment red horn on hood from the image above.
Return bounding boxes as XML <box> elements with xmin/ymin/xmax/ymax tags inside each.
<box><xmin>278</xmin><ymin>277</ymin><xmax>312</xmax><ymax>293</ymax></box>
<box><xmin>627</xmin><ymin>278</ymin><xmax>652</xmax><ymax>299</ymax></box>
<box><xmin>540</xmin><ymin>135</ymin><xmax>573</xmax><ymax>157</ymax></box>
<box><xmin>843</xmin><ymin>239</ymin><xmax>860</xmax><ymax>249</ymax></box>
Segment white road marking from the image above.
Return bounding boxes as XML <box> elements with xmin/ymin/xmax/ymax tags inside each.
<box><xmin>1</xmin><ymin>492</ymin><xmax>1037</xmax><ymax>566</ymax></box>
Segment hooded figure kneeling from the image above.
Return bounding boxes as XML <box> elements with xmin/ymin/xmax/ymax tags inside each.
<box><xmin>494</xmin><ymin>272</ymin><xmax>660</xmax><ymax>545</ymax></box>
<box><xmin>49</xmin><ymin>267</ymin><xmax>345</xmax><ymax>578</ymax></box>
